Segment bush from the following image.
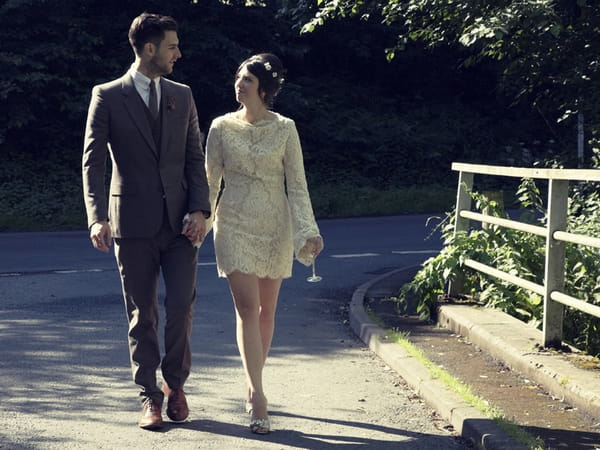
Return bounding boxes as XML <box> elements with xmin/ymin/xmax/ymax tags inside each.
<box><xmin>395</xmin><ymin>156</ymin><xmax>600</xmax><ymax>356</ymax></box>
<box><xmin>0</xmin><ymin>155</ymin><xmax>86</xmax><ymax>231</ymax></box>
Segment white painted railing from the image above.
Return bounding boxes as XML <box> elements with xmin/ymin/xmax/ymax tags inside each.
<box><xmin>450</xmin><ymin>162</ymin><xmax>600</xmax><ymax>348</ymax></box>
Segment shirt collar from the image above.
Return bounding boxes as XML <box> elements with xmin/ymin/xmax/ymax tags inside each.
<box><xmin>128</xmin><ymin>65</ymin><xmax>160</xmax><ymax>90</ymax></box>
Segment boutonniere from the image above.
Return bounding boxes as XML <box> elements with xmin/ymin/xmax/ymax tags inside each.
<box><xmin>167</xmin><ymin>96</ymin><xmax>176</xmax><ymax>111</ymax></box>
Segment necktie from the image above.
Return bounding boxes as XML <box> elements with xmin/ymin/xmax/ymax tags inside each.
<box><xmin>148</xmin><ymin>79</ymin><xmax>159</xmax><ymax>118</ymax></box>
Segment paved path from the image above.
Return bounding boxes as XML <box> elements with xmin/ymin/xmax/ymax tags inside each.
<box><xmin>0</xmin><ymin>216</ymin><xmax>469</xmax><ymax>449</ymax></box>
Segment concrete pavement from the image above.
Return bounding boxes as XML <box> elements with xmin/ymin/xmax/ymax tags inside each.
<box><xmin>0</xmin><ymin>259</ymin><xmax>468</xmax><ymax>449</ymax></box>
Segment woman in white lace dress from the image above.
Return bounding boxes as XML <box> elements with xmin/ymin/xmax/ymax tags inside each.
<box><xmin>205</xmin><ymin>53</ymin><xmax>323</xmax><ymax>434</ymax></box>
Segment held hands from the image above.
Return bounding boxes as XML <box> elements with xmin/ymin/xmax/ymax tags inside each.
<box><xmin>89</xmin><ymin>213</ymin><xmax>206</xmax><ymax>251</ymax></box>
<box><xmin>182</xmin><ymin>211</ymin><xmax>207</xmax><ymax>247</ymax></box>
<box><xmin>90</xmin><ymin>221</ymin><xmax>112</xmax><ymax>253</ymax></box>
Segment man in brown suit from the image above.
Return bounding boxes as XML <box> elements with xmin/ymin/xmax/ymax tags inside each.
<box><xmin>82</xmin><ymin>12</ymin><xmax>210</xmax><ymax>430</ymax></box>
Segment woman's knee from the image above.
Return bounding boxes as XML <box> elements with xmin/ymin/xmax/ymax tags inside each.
<box><xmin>235</xmin><ymin>299</ymin><xmax>260</xmax><ymax>322</ymax></box>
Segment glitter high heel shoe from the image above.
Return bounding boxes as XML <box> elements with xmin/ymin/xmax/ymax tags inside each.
<box><xmin>249</xmin><ymin>416</ymin><xmax>270</xmax><ymax>434</ymax></box>
<box><xmin>246</xmin><ymin>398</ymin><xmax>270</xmax><ymax>434</ymax></box>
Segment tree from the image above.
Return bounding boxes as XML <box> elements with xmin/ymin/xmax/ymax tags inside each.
<box><xmin>0</xmin><ymin>0</ymin><xmax>294</xmax><ymax>160</ymax></box>
<box><xmin>296</xmin><ymin>0</ymin><xmax>600</xmax><ymax>155</ymax></box>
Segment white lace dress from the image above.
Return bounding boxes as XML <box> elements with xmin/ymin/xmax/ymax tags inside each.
<box><xmin>205</xmin><ymin>112</ymin><xmax>321</xmax><ymax>279</ymax></box>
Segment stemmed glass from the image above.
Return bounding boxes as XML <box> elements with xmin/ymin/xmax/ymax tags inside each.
<box><xmin>306</xmin><ymin>256</ymin><xmax>322</xmax><ymax>283</ymax></box>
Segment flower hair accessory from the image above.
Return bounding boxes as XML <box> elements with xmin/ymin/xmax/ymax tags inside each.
<box><xmin>264</xmin><ymin>62</ymin><xmax>278</xmax><ymax>78</ymax></box>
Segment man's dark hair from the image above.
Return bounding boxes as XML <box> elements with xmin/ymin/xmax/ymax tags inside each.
<box><xmin>128</xmin><ymin>12</ymin><xmax>178</xmax><ymax>56</ymax></box>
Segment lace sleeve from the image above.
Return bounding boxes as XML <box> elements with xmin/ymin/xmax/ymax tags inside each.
<box><xmin>205</xmin><ymin>119</ymin><xmax>224</xmax><ymax>232</ymax></box>
<box><xmin>283</xmin><ymin>120</ymin><xmax>321</xmax><ymax>266</ymax></box>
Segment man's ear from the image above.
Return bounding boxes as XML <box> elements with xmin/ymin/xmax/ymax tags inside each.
<box><xmin>144</xmin><ymin>42</ymin><xmax>156</xmax><ymax>57</ymax></box>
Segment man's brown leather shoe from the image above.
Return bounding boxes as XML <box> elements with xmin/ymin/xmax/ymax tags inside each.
<box><xmin>163</xmin><ymin>385</ymin><xmax>189</xmax><ymax>422</ymax></box>
<box><xmin>138</xmin><ymin>398</ymin><xmax>163</xmax><ymax>429</ymax></box>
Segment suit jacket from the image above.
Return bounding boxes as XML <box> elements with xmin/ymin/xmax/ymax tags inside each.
<box><xmin>82</xmin><ymin>73</ymin><xmax>210</xmax><ymax>238</ymax></box>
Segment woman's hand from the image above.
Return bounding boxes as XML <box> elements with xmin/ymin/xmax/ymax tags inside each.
<box><xmin>305</xmin><ymin>236</ymin><xmax>324</xmax><ymax>258</ymax></box>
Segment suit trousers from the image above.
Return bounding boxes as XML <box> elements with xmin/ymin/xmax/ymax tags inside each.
<box><xmin>114</xmin><ymin>213</ymin><xmax>198</xmax><ymax>403</ymax></box>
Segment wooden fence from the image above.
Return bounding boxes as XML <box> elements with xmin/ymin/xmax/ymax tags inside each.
<box><xmin>449</xmin><ymin>162</ymin><xmax>600</xmax><ymax>348</ymax></box>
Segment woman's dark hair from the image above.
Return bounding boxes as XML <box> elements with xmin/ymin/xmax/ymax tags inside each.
<box><xmin>236</xmin><ymin>53</ymin><xmax>286</xmax><ymax>107</ymax></box>
<box><xmin>128</xmin><ymin>12</ymin><xmax>178</xmax><ymax>56</ymax></box>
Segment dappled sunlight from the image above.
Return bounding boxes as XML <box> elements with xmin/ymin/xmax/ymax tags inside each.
<box><xmin>0</xmin><ymin>217</ymin><xmax>467</xmax><ymax>448</ymax></box>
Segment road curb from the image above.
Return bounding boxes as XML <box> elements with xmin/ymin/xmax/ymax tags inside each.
<box><xmin>438</xmin><ymin>303</ymin><xmax>600</xmax><ymax>421</ymax></box>
<box><xmin>349</xmin><ymin>267</ymin><xmax>528</xmax><ymax>450</ymax></box>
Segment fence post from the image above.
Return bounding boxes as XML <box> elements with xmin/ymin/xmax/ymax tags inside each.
<box><xmin>543</xmin><ymin>179</ymin><xmax>568</xmax><ymax>348</ymax></box>
<box><xmin>448</xmin><ymin>170</ymin><xmax>473</xmax><ymax>296</ymax></box>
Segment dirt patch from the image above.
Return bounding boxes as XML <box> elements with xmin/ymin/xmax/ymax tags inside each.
<box><xmin>366</xmin><ymin>296</ymin><xmax>600</xmax><ymax>449</ymax></box>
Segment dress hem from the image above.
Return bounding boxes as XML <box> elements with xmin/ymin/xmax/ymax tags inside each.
<box><xmin>217</xmin><ymin>268</ymin><xmax>292</xmax><ymax>280</ymax></box>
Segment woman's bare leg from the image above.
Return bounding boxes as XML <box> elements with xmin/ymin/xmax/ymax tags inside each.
<box><xmin>227</xmin><ymin>272</ymin><xmax>282</xmax><ymax>421</ymax></box>
<box><xmin>257</xmin><ymin>277</ymin><xmax>283</xmax><ymax>363</ymax></box>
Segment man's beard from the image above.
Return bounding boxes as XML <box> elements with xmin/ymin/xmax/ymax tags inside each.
<box><xmin>149</xmin><ymin>56</ymin><xmax>172</xmax><ymax>76</ymax></box>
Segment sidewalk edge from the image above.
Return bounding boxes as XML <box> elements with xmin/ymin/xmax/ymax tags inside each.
<box><xmin>350</xmin><ymin>267</ymin><xmax>528</xmax><ymax>450</ymax></box>
<box><xmin>438</xmin><ymin>304</ymin><xmax>600</xmax><ymax>420</ymax></box>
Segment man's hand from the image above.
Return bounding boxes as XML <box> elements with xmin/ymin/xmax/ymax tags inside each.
<box><xmin>90</xmin><ymin>221</ymin><xmax>112</xmax><ymax>253</ymax></box>
<box><xmin>182</xmin><ymin>211</ymin><xmax>207</xmax><ymax>247</ymax></box>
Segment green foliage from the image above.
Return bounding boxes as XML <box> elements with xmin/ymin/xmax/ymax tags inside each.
<box><xmin>291</xmin><ymin>75</ymin><xmax>556</xmax><ymax>189</ymax></box>
<box><xmin>301</xmin><ymin>0</ymin><xmax>600</xmax><ymax>138</ymax></box>
<box><xmin>396</xmin><ymin>154</ymin><xmax>600</xmax><ymax>356</ymax></box>
<box><xmin>0</xmin><ymin>0</ymin><xmax>291</xmax><ymax>157</ymax></box>
<box><xmin>398</xmin><ymin>193</ymin><xmax>545</xmax><ymax>323</ymax></box>
<box><xmin>0</xmin><ymin>0</ymin><xmax>570</xmax><ymax>230</ymax></box>
<box><xmin>0</xmin><ymin>154</ymin><xmax>86</xmax><ymax>231</ymax></box>
<box><xmin>310</xmin><ymin>184</ymin><xmax>455</xmax><ymax>218</ymax></box>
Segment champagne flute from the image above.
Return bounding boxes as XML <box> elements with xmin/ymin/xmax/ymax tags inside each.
<box><xmin>306</xmin><ymin>256</ymin><xmax>322</xmax><ymax>283</ymax></box>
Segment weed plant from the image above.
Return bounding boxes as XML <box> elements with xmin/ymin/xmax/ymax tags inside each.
<box><xmin>395</xmin><ymin>154</ymin><xmax>600</xmax><ymax>357</ymax></box>
<box><xmin>365</xmin><ymin>309</ymin><xmax>545</xmax><ymax>449</ymax></box>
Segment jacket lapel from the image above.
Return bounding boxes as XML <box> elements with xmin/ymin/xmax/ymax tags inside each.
<box><xmin>121</xmin><ymin>74</ymin><xmax>158</xmax><ymax>157</ymax></box>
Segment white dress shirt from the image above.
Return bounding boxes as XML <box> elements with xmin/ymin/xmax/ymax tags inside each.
<box><xmin>129</xmin><ymin>67</ymin><xmax>161</xmax><ymax>108</ymax></box>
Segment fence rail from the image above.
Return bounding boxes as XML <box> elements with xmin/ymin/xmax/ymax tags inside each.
<box><xmin>450</xmin><ymin>162</ymin><xmax>600</xmax><ymax>348</ymax></box>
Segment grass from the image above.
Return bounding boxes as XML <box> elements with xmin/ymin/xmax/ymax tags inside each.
<box><xmin>310</xmin><ymin>183</ymin><xmax>456</xmax><ymax>218</ymax></box>
<box><xmin>366</xmin><ymin>311</ymin><xmax>545</xmax><ymax>450</ymax></box>
<box><xmin>570</xmin><ymin>354</ymin><xmax>600</xmax><ymax>371</ymax></box>
<box><xmin>0</xmin><ymin>157</ymin><xmax>457</xmax><ymax>231</ymax></box>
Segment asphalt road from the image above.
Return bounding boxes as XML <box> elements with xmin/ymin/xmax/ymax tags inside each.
<box><xmin>0</xmin><ymin>214</ymin><xmax>470</xmax><ymax>450</ymax></box>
